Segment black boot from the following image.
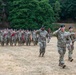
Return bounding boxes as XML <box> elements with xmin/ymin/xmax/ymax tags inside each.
<box><xmin>68</xmin><ymin>57</ymin><xmax>73</xmax><ymax>62</ymax></box>
<box><xmin>59</xmin><ymin>63</ymin><xmax>66</xmax><ymax>69</ymax></box>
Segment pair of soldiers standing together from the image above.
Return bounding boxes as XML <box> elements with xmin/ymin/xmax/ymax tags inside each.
<box><xmin>37</xmin><ymin>25</ymin><xmax>76</xmax><ymax>69</ymax></box>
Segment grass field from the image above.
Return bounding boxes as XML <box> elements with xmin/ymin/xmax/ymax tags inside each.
<box><xmin>0</xmin><ymin>37</ymin><xmax>76</xmax><ymax>75</ymax></box>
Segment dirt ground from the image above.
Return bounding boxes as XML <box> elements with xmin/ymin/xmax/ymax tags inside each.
<box><xmin>0</xmin><ymin>37</ymin><xmax>76</xmax><ymax>75</ymax></box>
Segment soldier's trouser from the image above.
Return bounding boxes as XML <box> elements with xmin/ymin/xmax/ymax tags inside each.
<box><xmin>1</xmin><ymin>37</ymin><xmax>4</xmax><ymax>46</ymax></box>
<box><xmin>4</xmin><ymin>37</ymin><xmax>9</xmax><ymax>45</ymax></box>
<box><xmin>39</xmin><ymin>41</ymin><xmax>46</xmax><ymax>56</ymax></box>
<box><xmin>9</xmin><ymin>37</ymin><xmax>13</xmax><ymax>46</ymax></box>
<box><xmin>47</xmin><ymin>37</ymin><xmax>51</xmax><ymax>43</ymax></box>
<box><xmin>1</xmin><ymin>41</ymin><xmax>4</xmax><ymax>46</ymax></box>
<box><xmin>33</xmin><ymin>38</ymin><xmax>36</xmax><ymax>45</ymax></box>
<box><xmin>67</xmin><ymin>44</ymin><xmax>74</xmax><ymax>59</ymax></box>
<box><xmin>58</xmin><ymin>47</ymin><xmax>66</xmax><ymax>64</ymax></box>
<box><xmin>18</xmin><ymin>37</ymin><xmax>22</xmax><ymax>45</ymax></box>
<box><xmin>26</xmin><ymin>38</ymin><xmax>31</xmax><ymax>46</ymax></box>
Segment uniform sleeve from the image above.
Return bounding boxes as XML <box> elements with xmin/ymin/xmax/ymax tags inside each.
<box><xmin>46</xmin><ymin>31</ymin><xmax>49</xmax><ymax>38</ymax></box>
<box><xmin>73</xmin><ymin>34</ymin><xmax>76</xmax><ymax>42</ymax></box>
<box><xmin>64</xmin><ymin>32</ymin><xmax>75</xmax><ymax>37</ymax></box>
<box><xmin>53</xmin><ymin>29</ymin><xmax>60</xmax><ymax>36</ymax></box>
<box><xmin>67</xmin><ymin>36</ymin><xmax>72</xmax><ymax>45</ymax></box>
<box><xmin>36</xmin><ymin>29</ymin><xmax>41</xmax><ymax>34</ymax></box>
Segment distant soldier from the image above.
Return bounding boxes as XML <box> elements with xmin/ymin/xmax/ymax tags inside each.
<box><xmin>21</xmin><ymin>30</ymin><xmax>25</xmax><ymax>45</ymax></box>
<box><xmin>53</xmin><ymin>25</ymin><xmax>75</xmax><ymax>68</ymax></box>
<box><xmin>0</xmin><ymin>30</ymin><xmax>1</xmax><ymax>44</ymax></box>
<box><xmin>47</xmin><ymin>28</ymin><xmax>52</xmax><ymax>43</ymax></box>
<box><xmin>1</xmin><ymin>30</ymin><xmax>4</xmax><ymax>46</ymax></box>
<box><xmin>10</xmin><ymin>30</ymin><xmax>17</xmax><ymax>46</ymax></box>
<box><xmin>32</xmin><ymin>30</ymin><xmax>37</xmax><ymax>45</ymax></box>
<box><xmin>36</xmin><ymin>26</ymin><xmax>48</xmax><ymax>57</ymax></box>
<box><xmin>66</xmin><ymin>26</ymin><xmax>76</xmax><ymax>62</ymax></box>
<box><xmin>17</xmin><ymin>30</ymin><xmax>23</xmax><ymax>46</ymax></box>
<box><xmin>25</xmin><ymin>30</ymin><xmax>31</xmax><ymax>46</ymax></box>
<box><xmin>4</xmin><ymin>29</ymin><xmax>9</xmax><ymax>45</ymax></box>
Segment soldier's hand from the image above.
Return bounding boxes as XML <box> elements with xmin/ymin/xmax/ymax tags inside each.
<box><xmin>58</xmin><ymin>28</ymin><xmax>61</xmax><ymax>31</ymax></box>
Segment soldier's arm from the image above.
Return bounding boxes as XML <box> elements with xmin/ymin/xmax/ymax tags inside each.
<box><xmin>68</xmin><ymin>36</ymin><xmax>72</xmax><ymax>45</ymax></box>
<box><xmin>73</xmin><ymin>34</ymin><xmax>76</xmax><ymax>42</ymax></box>
<box><xmin>36</xmin><ymin>29</ymin><xmax>41</xmax><ymax>34</ymax></box>
<box><xmin>64</xmin><ymin>32</ymin><xmax>75</xmax><ymax>37</ymax></box>
<box><xmin>53</xmin><ymin>29</ymin><xmax>60</xmax><ymax>36</ymax></box>
<box><xmin>46</xmin><ymin>31</ymin><xmax>49</xmax><ymax>38</ymax></box>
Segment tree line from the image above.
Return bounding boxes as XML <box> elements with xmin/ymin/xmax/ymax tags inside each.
<box><xmin>0</xmin><ymin>0</ymin><xmax>76</xmax><ymax>30</ymax></box>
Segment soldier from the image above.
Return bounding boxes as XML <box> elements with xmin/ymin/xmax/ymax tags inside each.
<box><xmin>67</xmin><ymin>26</ymin><xmax>76</xmax><ymax>62</ymax></box>
<box><xmin>25</xmin><ymin>30</ymin><xmax>31</xmax><ymax>46</ymax></box>
<box><xmin>53</xmin><ymin>25</ymin><xmax>67</xmax><ymax>68</ymax></box>
<box><xmin>11</xmin><ymin>30</ymin><xmax>17</xmax><ymax>46</ymax></box>
<box><xmin>17</xmin><ymin>29</ymin><xmax>23</xmax><ymax>46</ymax></box>
<box><xmin>32</xmin><ymin>30</ymin><xmax>37</xmax><ymax>45</ymax></box>
<box><xmin>47</xmin><ymin>28</ymin><xmax>52</xmax><ymax>43</ymax></box>
<box><xmin>0</xmin><ymin>30</ymin><xmax>1</xmax><ymax>44</ymax></box>
<box><xmin>4</xmin><ymin>29</ymin><xmax>9</xmax><ymax>46</ymax></box>
<box><xmin>36</xmin><ymin>26</ymin><xmax>48</xmax><ymax>57</ymax></box>
<box><xmin>0</xmin><ymin>30</ymin><xmax>5</xmax><ymax>46</ymax></box>
<box><xmin>21</xmin><ymin>30</ymin><xmax>25</xmax><ymax>45</ymax></box>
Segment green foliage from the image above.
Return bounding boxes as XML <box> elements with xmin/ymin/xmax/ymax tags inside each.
<box><xmin>49</xmin><ymin>23</ymin><xmax>60</xmax><ymax>31</ymax></box>
<box><xmin>0</xmin><ymin>0</ymin><xmax>76</xmax><ymax>30</ymax></box>
<box><xmin>49</xmin><ymin>0</ymin><xmax>76</xmax><ymax>21</ymax></box>
<box><xmin>7</xmin><ymin>0</ymin><xmax>55</xmax><ymax>30</ymax></box>
<box><xmin>60</xmin><ymin>0</ymin><xmax>76</xmax><ymax>20</ymax></box>
<box><xmin>54</xmin><ymin>1</ymin><xmax>61</xmax><ymax>21</ymax></box>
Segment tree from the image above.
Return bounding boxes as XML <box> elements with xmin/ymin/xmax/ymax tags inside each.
<box><xmin>7</xmin><ymin>0</ymin><xmax>55</xmax><ymax>29</ymax></box>
<box><xmin>60</xmin><ymin>0</ymin><xmax>76</xmax><ymax>20</ymax></box>
<box><xmin>54</xmin><ymin>1</ymin><xmax>61</xmax><ymax>21</ymax></box>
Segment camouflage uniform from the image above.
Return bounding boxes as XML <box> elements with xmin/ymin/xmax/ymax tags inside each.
<box><xmin>17</xmin><ymin>30</ymin><xmax>23</xmax><ymax>45</ymax></box>
<box><xmin>36</xmin><ymin>29</ymin><xmax>48</xmax><ymax>57</ymax></box>
<box><xmin>0</xmin><ymin>30</ymin><xmax>1</xmax><ymax>44</ymax></box>
<box><xmin>47</xmin><ymin>32</ymin><xmax>52</xmax><ymax>43</ymax></box>
<box><xmin>32</xmin><ymin>30</ymin><xmax>37</xmax><ymax>45</ymax></box>
<box><xmin>1</xmin><ymin>30</ymin><xmax>5</xmax><ymax>46</ymax></box>
<box><xmin>67</xmin><ymin>31</ymin><xmax>76</xmax><ymax>61</ymax></box>
<box><xmin>25</xmin><ymin>31</ymin><xmax>31</xmax><ymax>46</ymax></box>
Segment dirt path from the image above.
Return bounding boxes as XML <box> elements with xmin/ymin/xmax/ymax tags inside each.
<box><xmin>0</xmin><ymin>37</ymin><xmax>76</xmax><ymax>75</ymax></box>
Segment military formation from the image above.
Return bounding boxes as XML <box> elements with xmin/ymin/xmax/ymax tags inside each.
<box><xmin>0</xmin><ymin>25</ymin><xmax>76</xmax><ymax>69</ymax></box>
<box><xmin>0</xmin><ymin>29</ymin><xmax>36</xmax><ymax>46</ymax></box>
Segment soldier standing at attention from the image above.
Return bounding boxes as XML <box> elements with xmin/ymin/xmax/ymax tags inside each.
<box><xmin>67</xmin><ymin>26</ymin><xmax>76</xmax><ymax>62</ymax></box>
<box><xmin>47</xmin><ymin>28</ymin><xmax>52</xmax><ymax>43</ymax></box>
<box><xmin>32</xmin><ymin>30</ymin><xmax>37</xmax><ymax>46</ymax></box>
<box><xmin>36</xmin><ymin>26</ymin><xmax>48</xmax><ymax>57</ymax></box>
<box><xmin>25</xmin><ymin>30</ymin><xmax>31</xmax><ymax>46</ymax></box>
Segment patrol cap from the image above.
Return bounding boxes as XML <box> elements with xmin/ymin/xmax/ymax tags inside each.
<box><xmin>41</xmin><ymin>25</ymin><xmax>45</xmax><ymax>28</ymax></box>
<box><xmin>69</xmin><ymin>26</ymin><xmax>73</xmax><ymax>29</ymax></box>
<box><xmin>60</xmin><ymin>25</ymin><xmax>65</xmax><ymax>28</ymax></box>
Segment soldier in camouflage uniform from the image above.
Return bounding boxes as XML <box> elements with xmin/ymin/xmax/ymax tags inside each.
<box><xmin>53</xmin><ymin>25</ymin><xmax>75</xmax><ymax>68</ymax></box>
<box><xmin>0</xmin><ymin>30</ymin><xmax>5</xmax><ymax>46</ymax></box>
<box><xmin>25</xmin><ymin>30</ymin><xmax>31</xmax><ymax>46</ymax></box>
<box><xmin>67</xmin><ymin>26</ymin><xmax>76</xmax><ymax>62</ymax></box>
<box><xmin>10</xmin><ymin>30</ymin><xmax>17</xmax><ymax>46</ymax></box>
<box><xmin>0</xmin><ymin>30</ymin><xmax>1</xmax><ymax>44</ymax></box>
<box><xmin>32</xmin><ymin>30</ymin><xmax>37</xmax><ymax>45</ymax></box>
<box><xmin>36</xmin><ymin>26</ymin><xmax>48</xmax><ymax>57</ymax></box>
<box><xmin>17</xmin><ymin>30</ymin><xmax>23</xmax><ymax>46</ymax></box>
<box><xmin>47</xmin><ymin>28</ymin><xmax>52</xmax><ymax>43</ymax></box>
